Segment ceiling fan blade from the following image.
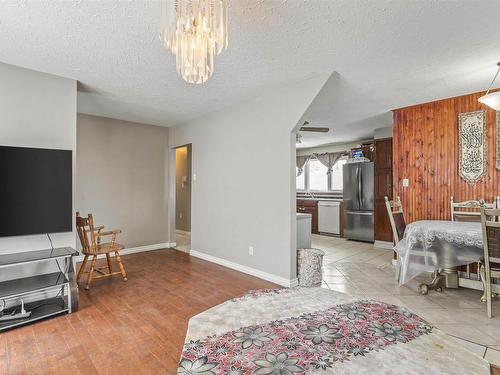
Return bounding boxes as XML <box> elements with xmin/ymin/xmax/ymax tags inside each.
<box><xmin>299</xmin><ymin>127</ymin><xmax>330</xmax><ymax>133</ymax></box>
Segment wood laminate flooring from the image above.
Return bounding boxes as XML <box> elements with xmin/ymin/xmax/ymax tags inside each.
<box><xmin>0</xmin><ymin>249</ymin><xmax>276</xmax><ymax>374</ymax></box>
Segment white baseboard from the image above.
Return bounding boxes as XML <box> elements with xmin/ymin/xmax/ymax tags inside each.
<box><xmin>189</xmin><ymin>250</ymin><xmax>297</xmax><ymax>288</ymax></box>
<box><xmin>75</xmin><ymin>242</ymin><xmax>174</xmax><ymax>262</ymax></box>
<box><xmin>289</xmin><ymin>278</ymin><xmax>299</xmax><ymax>288</ymax></box>
<box><xmin>374</xmin><ymin>240</ymin><xmax>393</xmax><ymax>250</ymax></box>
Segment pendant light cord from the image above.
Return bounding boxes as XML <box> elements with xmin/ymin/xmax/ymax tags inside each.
<box><xmin>485</xmin><ymin>65</ymin><xmax>500</xmax><ymax>95</ymax></box>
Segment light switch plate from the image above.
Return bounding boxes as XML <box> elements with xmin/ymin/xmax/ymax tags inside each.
<box><xmin>193</xmin><ymin>173</ymin><xmax>197</xmax><ymax>181</ymax></box>
<box><xmin>402</xmin><ymin>178</ymin><xmax>409</xmax><ymax>187</ymax></box>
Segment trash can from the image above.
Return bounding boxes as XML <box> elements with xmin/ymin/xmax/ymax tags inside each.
<box><xmin>297</xmin><ymin>248</ymin><xmax>325</xmax><ymax>287</ymax></box>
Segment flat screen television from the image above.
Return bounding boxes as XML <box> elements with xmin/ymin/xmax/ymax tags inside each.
<box><xmin>0</xmin><ymin>146</ymin><xmax>72</xmax><ymax>237</ymax></box>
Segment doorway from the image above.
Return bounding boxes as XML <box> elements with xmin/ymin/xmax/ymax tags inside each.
<box><xmin>174</xmin><ymin>145</ymin><xmax>192</xmax><ymax>252</ymax></box>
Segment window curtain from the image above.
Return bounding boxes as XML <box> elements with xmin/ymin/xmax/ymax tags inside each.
<box><xmin>314</xmin><ymin>152</ymin><xmax>345</xmax><ymax>175</ymax></box>
<box><xmin>296</xmin><ymin>155</ymin><xmax>310</xmax><ymax>176</ymax></box>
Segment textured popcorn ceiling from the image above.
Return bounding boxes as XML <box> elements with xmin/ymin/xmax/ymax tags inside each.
<box><xmin>0</xmin><ymin>0</ymin><xmax>500</xmax><ymax>142</ymax></box>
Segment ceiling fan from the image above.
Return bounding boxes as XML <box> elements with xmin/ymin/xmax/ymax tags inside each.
<box><xmin>299</xmin><ymin>121</ymin><xmax>329</xmax><ymax>133</ymax></box>
<box><xmin>296</xmin><ymin>121</ymin><xmax>330</xmax><ymax>144</ymax></box>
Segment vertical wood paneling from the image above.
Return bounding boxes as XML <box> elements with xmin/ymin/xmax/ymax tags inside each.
<box><xmin>393</xmin><ymin>90</ymin><xmax>500</xmax><ymax>222</ymax></box>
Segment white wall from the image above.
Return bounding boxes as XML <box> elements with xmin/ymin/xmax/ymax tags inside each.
<box><xmin>169</xmin><ymin>74</ymin><xmax>329</xmax><ymax>285</ymax></box>
<box><xmin>0</xmin><ymin>62</ymin><xmax>76</xmax><ymax>280</ymax></box>
<box><xmin>374</xmin><ymin>126</ymin><xmax>393</xmax><ymax>139</ymax></box>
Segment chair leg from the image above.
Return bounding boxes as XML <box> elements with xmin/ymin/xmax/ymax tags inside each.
<box><xmin>115</xmin><ymin>251</ymin><xmax>127</xmax><ymax>281</ymax></box>
<box><xmin>106</xmin><ymin>253</ymin><xmax>112</xmax><ymax>274</ymax></box>
<box><xmin>395</xmin><ymin>262</ymin><xmax>401</xmax><ymax>282</ymax></box>
<box><xmin>86</xmin><ymin>255</ymin><xmax>97</xmax><ymax>290</ymax></box>
<box><xmin>480</xmin><ymin>264</ymin><xmax>487</xmax><ymax>303</ymax></box>
<box><xmin>485</xmin><ymin>265</ymin><xmax>493</xmax><ymax>318</ymax></box>
<box><xmin>77</xmin><ymin>255</ymin><xmax>88</xmax><ymax>283</ymax></box>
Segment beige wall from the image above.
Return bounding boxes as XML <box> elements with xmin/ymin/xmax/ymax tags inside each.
<box><xmin>77</xmin><ymin>114</ymin><xmax>170</xmax><ymax>249</ymax></box>
<box><xmin>175</xmin><ymin>146</ymin><xmax>191</xmax><ymax>232</ymax></box>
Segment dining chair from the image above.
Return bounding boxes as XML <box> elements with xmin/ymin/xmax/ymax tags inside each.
<box><xmin>479</xmin><ymin>207</ymin><xmax>500</xmax><ymax>318</ymax></box>
<box><xmin>450</xmin><ymin>197</ymin><xmax>495</xmax><ymax>222</ymax></box>
<box><xmin>384</xmin><ymin>196</ymin><xmax>406</xmax><ymax>281</ymax></box>
<box><xmin>451</xmin><ymin>197</ymin><xmax>496</xmax><ymax>280</ymax></box>
<box><xmin>76</xmin><ymin>212</ymin><xmax>128</xmax><ymax>290</ymax></box>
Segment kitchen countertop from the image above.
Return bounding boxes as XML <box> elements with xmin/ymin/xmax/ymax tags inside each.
<box><xmin>296</xmin><ymin>212</ymin><xmax>312</xmax><ymax>219</ymax></box>
<box><xmin>297</xmin><ymin>197</ymin><xmax>343</xmax><ymax>202</ymax></box>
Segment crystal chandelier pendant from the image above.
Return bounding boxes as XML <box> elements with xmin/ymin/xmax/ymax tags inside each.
<box><xmin>160</xmin><ymin>0</ymin><xmax>228</xmax><ymax>84</ymax></box>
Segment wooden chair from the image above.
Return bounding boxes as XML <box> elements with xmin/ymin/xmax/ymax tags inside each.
<box><xmin>450</xmin><ymin>197</ymin><xmax>495</xmax><ymax>222</ymax></box>
<box><xmin>480</xmin><ymin>207</ymin><xmax>500</xmax><ymax>317</ymax></box>
<box><xmin>76</xmin><ymin>212</ymin><xmax>127</xmax><ymax>290</ymax></box>
<box><xmin>385</xmin><ymin>196</ymin><xmax>406</xmax><ymax>281</ymax></box>
<box><xmin>451</xmin><ymin>197</ymin><xmax>496</xmax><ymax>280</ymax></box>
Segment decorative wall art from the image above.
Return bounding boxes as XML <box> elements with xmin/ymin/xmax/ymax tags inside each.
<box><xmin>496</xmin><ymin>112</ymin><xmax>500</xmax><ymax>170</ymax></box>
<box><xmin>458</xmin><ymin>110</ymin><xmax>486</xmax><ymax>185</ymax></box>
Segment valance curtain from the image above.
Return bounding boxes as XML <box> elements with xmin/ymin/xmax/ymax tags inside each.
<box><xmin>296</xmin><ymin>155</ymin><xmax>310</xmax><ymax>176</ymax></box>
<box><xmin>314</xmin><ymin>152</ymin><xmax>345</xmax><ymax>175</ymax></box>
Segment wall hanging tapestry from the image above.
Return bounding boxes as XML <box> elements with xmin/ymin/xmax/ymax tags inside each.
<box><xmin>496</xmin><ymin>112</ymin><xmax>500</xmax><ymax>170</ymax></box>
<box><xmin>458</xmin><ymin>110</ymin><xmax>486</xmax><ymax>185</ymax></box>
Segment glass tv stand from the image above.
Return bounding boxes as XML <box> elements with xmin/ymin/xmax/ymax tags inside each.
<box><xmin>0</xmin><ymin>247</ymin><xmax>79</xmax><ymax>331</ymax></box>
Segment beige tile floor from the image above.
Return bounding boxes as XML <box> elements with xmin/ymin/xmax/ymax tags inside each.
<box><xmin>314</xmin><ymin>234</ymin><xmax>500</xmax><ymax>365</ymax></box>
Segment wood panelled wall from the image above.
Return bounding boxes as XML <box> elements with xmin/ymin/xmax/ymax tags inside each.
<box><xmin>393</xmin><ymin>90</ymin><xmax>500</xmax><ymax>222</ymax></box>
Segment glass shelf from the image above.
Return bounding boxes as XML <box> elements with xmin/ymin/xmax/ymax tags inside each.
<box><xmin>0</xmin><ymin>297</ymin><xmax>68</xmax><ymax>331</ymax></box>
<box><xmin>0</xmin><ymin>247</ymin><xmax>78</xmax><ymax>268</ymax></box>
<box><xmin>0</xmin><ymin>272</ymin><xmax>68</xmax><ymax>300</ymax></box>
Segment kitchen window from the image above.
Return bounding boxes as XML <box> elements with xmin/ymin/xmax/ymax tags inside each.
<box><xmin>296</xmin><ymin>157</ymin><xmax>346</xmax><ymax>192</ymax></box>
<box><xmin>296</xmin><ymin>167</ymin><xmax>305</xmax><ymax>190</ymax></box>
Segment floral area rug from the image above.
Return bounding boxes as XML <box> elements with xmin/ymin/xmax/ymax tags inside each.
<box><xmin>178</xmin><ymin>288</ymin><xmax>489</xmax><ymax>374</ymax></box>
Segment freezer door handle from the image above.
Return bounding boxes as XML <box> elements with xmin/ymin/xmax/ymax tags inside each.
<box><xmin>359</xmin><ymin>166</ymin><xmax>363</xmax><ymax>207</ymax></box>
<box><xmin>356</xmin><ymin>166</ymin><xmax>361</xmax><ymax>208</ymax></box>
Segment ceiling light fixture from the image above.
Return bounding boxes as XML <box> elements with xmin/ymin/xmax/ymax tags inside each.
<box><xmin>160</xmin><ymin>0</ymin><xmax>228</xmax><ymax>84</ymax></box>
<box><xmin>478</xmin><ymin>62</ymin><xmax>500</xmax><ymax>110</ymax></box>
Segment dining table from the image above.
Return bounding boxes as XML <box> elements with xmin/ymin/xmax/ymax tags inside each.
<box><xmin>394</xmin><ymin>220</ymin><xmax>484</xmax><ymax>295</ymax></box>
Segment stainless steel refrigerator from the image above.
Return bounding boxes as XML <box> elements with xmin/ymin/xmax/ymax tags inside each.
<box><xmin>343</xmin><ymin>162</ymin><xmax>374</xmax><ymax>242</ymax></box>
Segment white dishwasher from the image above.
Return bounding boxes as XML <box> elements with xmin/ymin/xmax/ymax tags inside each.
<box><xmin>318</xmin><ymin>200</ymin><xmax>341</xmax><ymax>235</ymax></box>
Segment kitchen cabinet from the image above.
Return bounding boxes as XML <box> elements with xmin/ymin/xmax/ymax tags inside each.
<box><xmin>374</xmin><ymin>138</ymin><xmax>393</xmax><ymax>242</ymax></box>
<box><xmin>296</xmin><ymin>199</ymin><xmax>318</xmax><ymax>234</ymax></box>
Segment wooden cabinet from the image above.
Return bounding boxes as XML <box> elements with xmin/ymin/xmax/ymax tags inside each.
<box><xmin>296</xmin><ymin>199</ymin><xmax>318</xmax><ymax>234</ymax></box>
<box><xmin>374</xmin><ymin>138</ymin><xmax>393</xmax><ymax>242</ymax></box>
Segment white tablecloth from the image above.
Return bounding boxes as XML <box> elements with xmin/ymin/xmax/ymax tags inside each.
<box><xmin>394</xmin><ymin>220</ymin><xmax>484</xmax><ymax>284</ymax></box>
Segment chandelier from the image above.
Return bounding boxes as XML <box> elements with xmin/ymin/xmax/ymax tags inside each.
<box><xmin>478</xmin><ymin>62</ymin><xmax>500</xmax><ymax>110</ymax></box>
<box><xmin>160</xmin><ymin>0</ymin><xmax>228</xmax><ymax>84</ymax></box>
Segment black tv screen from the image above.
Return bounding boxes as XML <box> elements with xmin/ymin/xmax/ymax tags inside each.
<box><xmin>0</xmin><ymin>146</ymin><xmax>72</xmax><ymax>237</ymax></box>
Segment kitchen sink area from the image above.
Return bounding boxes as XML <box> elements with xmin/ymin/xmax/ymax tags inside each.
<box><xmin>296</xmin><ymin>196</ymin><xmax>343</xmax><ymax>237</ymax></box>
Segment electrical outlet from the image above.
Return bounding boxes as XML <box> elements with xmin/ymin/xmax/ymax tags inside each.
<box><xmin>193</xmin><ymin>173</ymin><xmax>197</xmax><ymax>181</ymax></box>
<box><xmin>402</xmin><ymin>178</ymin><xmax>409</xmax><ymax>187</ymax></box>
<box><xmin>179</xmin><ymin>212</ymin><xmax>183</xmax><ymax>219</ymax></box>
<box><xmin>249</xmin><ymin>246</ymin><xmax>254</xmax><ymax>256</ymax></box>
